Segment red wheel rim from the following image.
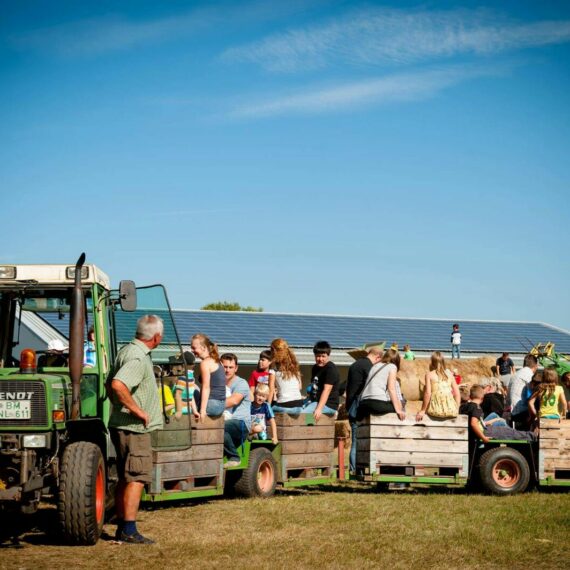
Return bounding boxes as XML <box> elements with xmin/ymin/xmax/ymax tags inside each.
<box><xmin>95</xmin><ymin>464</ymin><xmax>105</xmax><ymax>523</ymax></box>
<box><xmin>257</xmin><ymin>460</ymin><xmax>274</xmax><ymax>493</ymax></box>
<box><xmin>492</xmin><ymin>459</ymin><xmax>521</xmax><ymax>488</ymax></box>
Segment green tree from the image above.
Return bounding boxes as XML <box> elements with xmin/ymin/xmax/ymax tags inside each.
<box><xmin>201</xmin><ymin>301</ymin><xmax>263</xmax><ymax>312</ymax></box>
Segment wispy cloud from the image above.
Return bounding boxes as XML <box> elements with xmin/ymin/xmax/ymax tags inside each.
<box><xmin>7</xmin><ymin>0</ymin><xmax>327</xmax><ymax>57</ymax></box>
<box><xmin>229</xmin><ymin>65</ymin><xmax>501</xmax><ymax>118</ymax></box>
<box><xmin>223</xmin><ymin>8</ymin><xmax>570</xmax><ymax>72</ymax></box>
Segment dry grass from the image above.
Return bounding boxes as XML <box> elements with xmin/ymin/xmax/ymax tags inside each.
<box><xmin>2</xmin><ymin>486</ymin><xmax>569</xmax><ymax>570</ymax></box>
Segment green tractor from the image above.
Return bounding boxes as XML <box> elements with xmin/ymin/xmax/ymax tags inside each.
<box><xmin>530</xmin><ymin>342</ymin><xmax>570</xmax><ymax>378</ymax></box>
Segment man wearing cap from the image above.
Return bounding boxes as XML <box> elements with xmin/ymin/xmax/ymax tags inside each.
<box><xmin>107</xmin><ymin>314</ymin><xmax>164</xmax><ymax>545</ymax></box>
<box><xmin>345</xmin><ymin>345</ymin><xmax>383</xmax><ymax>473</ymax></box>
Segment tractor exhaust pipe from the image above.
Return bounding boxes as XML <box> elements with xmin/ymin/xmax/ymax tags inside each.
<box><xmin>69</xmin><ymin>253</ymin><xmax>86</xmax><ymax>420</ymax></box>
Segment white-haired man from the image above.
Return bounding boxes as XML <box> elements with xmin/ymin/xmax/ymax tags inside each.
<box><xmin>108</xmin><ymin>314</ymin><xmax>164</xmax><ymax>544</ymax></box>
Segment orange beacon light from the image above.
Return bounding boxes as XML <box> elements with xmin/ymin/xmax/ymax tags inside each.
<box><xmin>20</xmin><ymin>349</ymin><xmax>37</xmax><ymax>374</ymax></box>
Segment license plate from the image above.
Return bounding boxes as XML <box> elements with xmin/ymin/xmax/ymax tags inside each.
<box><xmin>0</xmin><ymin>400</ymin><xmax>31</xmax><ymax>419</ymax></box>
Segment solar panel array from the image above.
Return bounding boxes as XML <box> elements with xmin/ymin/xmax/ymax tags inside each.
<box><xmin>41</xmin><ymin>310</ymin><xmax>570</xmax><ymax>354</ymax></box>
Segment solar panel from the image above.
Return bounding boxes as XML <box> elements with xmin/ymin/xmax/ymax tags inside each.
<box><xmin>39</xmin><ymin>310</ymin><xmax>570</xmax><ymax>354</ymax></box>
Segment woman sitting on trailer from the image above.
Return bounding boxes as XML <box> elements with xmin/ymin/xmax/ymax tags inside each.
<box><xmin>269</xmin><ymin>338</ymin><xmax>305</xmax><ymax>414</ymax></box>
<box><xmin>190</xmin><ymin>333</ymin><xmax>226</xmax><ymax>420</ymax></box>
<box><xmin>356</xmin><ymin>348</ymin><xmax>406</xmax><ymax>421</ymax></box>
<box><xmin>529</xmin><ymin>367</ymin><xmax>567</xmax><ymax>422</ymax></box>
<box><xmin>416</xmin><ymin>352</ymin><xmax>460</xmax><ymax>421</ymax></box>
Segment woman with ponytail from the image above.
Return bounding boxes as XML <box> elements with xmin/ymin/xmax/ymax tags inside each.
<box><xmin>190</xmin><ymin>333</ymin><xmax>226</xmax><ymax>421</ymax></box>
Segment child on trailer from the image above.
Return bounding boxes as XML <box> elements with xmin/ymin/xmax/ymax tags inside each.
<box><xmin>250</xmin><ymin>384</ymin><xmax>278</xmax><ymax>444</ymax></box>
<box><xmin>528</xmin><ymin>367</ymin><xmax>568</xmax><ymax>423</ymax></box>
<box><xmin>248</xmin><ymin>350</ymin><xmax>273</xmax><ymax>399</ymax></box>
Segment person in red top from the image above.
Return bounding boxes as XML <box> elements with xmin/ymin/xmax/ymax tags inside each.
<box><xmin>248</xmin><ymin>350</ymin><xmax>272</xmax><ymax>399</ymax></box>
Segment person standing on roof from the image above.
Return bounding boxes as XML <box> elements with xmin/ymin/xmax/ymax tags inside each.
<box><xmin>450</xmin><ymin>324</ymin><xmax>462</xmax><ymax>359</ymax></box>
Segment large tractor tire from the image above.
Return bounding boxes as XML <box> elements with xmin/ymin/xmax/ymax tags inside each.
<box><xmin>233</xmin><ymin>448</ymin><xmax>277</xmax><ymax>498</ymax></box>
<box><xmin>58</xmin><ymin>442</ymin><xmax>106</xmax><ymax>545</ymax></box>
<box><xmin>478</xmin><ymin>446</ymin><xmax>530</xmax><ymax>495</ymax></box>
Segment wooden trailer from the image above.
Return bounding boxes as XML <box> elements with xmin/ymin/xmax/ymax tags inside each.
<box><xmin>538</xmin><ymin>418</ymin><xmax>570</xmax><ymax>487</ymax></box>
<box><xmin>356</xmin><ymin>413</ymin><xmax>469</xmax><ymax>486</ymax></box>
<box><xmin>274</xmin><ymin>413</ymin><xmax>338</xmax><ymax>487</ymax></box>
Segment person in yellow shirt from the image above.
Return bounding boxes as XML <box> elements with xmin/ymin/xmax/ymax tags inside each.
<box><xmin>529</xmin><ymin>368</ymin><xmax>567</xmax><ymax>420</ymax></box>
<box><xmin>155</xmin><ymin>365</ymin><xmax>175</xmax><ymax>416</ymax></box>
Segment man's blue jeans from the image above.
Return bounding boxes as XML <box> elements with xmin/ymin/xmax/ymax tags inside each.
<box><xmin>224</xmin><ymin>419</ymin><xmax>247</xmax><ymax>461</ymax></box>
<box><xmin>301</xmin><ymin>401</ymin><xmax>337</xmax><ymax>416</ymax></box>
<box><xmin>451</xmin><ymin>345</ymin><xmax>461</xmax><ymax>359</ymax></box>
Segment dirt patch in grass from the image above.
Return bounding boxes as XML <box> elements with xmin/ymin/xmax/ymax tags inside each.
<box><xmin>2</xmin><ymin>487</ymin><xmax>569</xmax><ymax>569</ymax></box>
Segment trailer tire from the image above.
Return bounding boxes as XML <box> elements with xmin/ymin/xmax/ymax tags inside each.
<box><xmin>479</xmin><ymin>447</ymin><xmax>530</xmax><ymax>495</ymax></box>
<box><xmin>233</xmin><ymin>448</ymin><xmax>277</xmax><ymax>498</ymax></box>
<box><xmin>58</xmin><ymin>442</ymin><xmax>106</xmax><ymax>545</ymax></box>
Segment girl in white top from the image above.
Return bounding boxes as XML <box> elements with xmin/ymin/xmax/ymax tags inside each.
<box><xmin>358</xmin><ymin>349</ymin><xmax>406</xmax><ymax>421</ymax></box>
<box><xmin>268</xmin><ymin>338</ymin><xmax>305</xmax><ymax>412</ymax></box>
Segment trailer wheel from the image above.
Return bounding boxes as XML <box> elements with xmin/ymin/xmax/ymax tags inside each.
<box><xmin>233</xmin><ymin>448</ymin><xmax>277</xmax><ymax>498</ymax></box>
<box><xmin>58</xmin><ymin>442</ymin><xmax>106</xmax><ymax>545</ymax></box>
<box><xmin>479</xmin><ymin>447</ymin><xmax>530</xmax><ymax>495</ymax></box>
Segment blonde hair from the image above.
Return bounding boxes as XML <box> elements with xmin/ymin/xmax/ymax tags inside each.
<box><xmin>270</xmin><ymin>338</ymin><xmax>301</xmax><ymax>380</ymax></box>
<box><xmin>536</xmin><ymin>368</ymin><xmax>559</xmax><ymax>401</ymax></box>
<box><xmin>191</xmin><ymin>333</ymin><xmax>219</xmax><ymax>362</ymax></box>
<box><xmin>429</xmin><ymin>351</ymin><xmax>448</xmax><ymax>380</ymax></box>
<box><xmin>255</xmin><ymin>383</ymin><xmax>270</xmax><ymax>396</ymax></box>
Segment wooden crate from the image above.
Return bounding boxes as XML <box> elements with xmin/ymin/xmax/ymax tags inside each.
<box><xmin>356</xmin><ymin>414</ymin><xmax>469</xmax><ymax>478</ymax></box>
<box><xmin>150</xmin><ymin>415</ymin><xmax>224</xmax><ymax>493</ymax></box>
<box><xmin>539</xmin><ymin>418</ymin><xmax>570</xmax><ymax>481</ymax></box>
<box><xmin>275</xmin><ymin>413</ymin><xmax>336</xmax><ymax>482</ymax></box>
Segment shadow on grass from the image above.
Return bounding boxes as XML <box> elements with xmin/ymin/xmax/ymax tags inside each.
<box><xmin>0</xmin><ymin>506</ymin><xmax>62</xmax><ymax>548</ymax></box>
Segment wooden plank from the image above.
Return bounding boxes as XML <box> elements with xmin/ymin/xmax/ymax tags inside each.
<box><xmin>274</xmin><ymin>413</ymin><xmax>336</xmax><ymax>427</ymax></box>
<box><xmin>361</xmin><ymin>424</ymin><xmax>468</xmax><ymax>441</ymax></box>
<box><xmin>281</xmin><ymin>439</ymin><xmax>334</xmax><ymax>455</ymax></box>
<box><xmin>191</xmin><ymin>429</ymin><xmax>224</xmax><ymax>445</ymax></box>
<box><xmin>544</xmin><ymin>458</ymin><xmax>570</xmax><ymax>470</ymax></box>
<box><xmin>160</xmin><ymin>459</ymin><xmax>222</xmax><ymax>480</ymax></box>
<box><xmin>356</xmin><ymin>450</ymin><xmax>466</xmax><ymax>468</ymax></box>
<box><xmin>357</xmin><ymin>438</ymin><xmax>468</xmax><ymax>454</ymax></box>
<box><xmin>153</xmin><ymin>444</ymin><xmax>223</xmax><ymax>464</ymax></box>
<box><xmin>191</xmin><ymin>416</ymin><xmax>225</xmax><ymax>430</ymax></box>
<box><xmin>276</xmin><ymin>425</ymin><xmax>334</xmax><ymax>440</ymax></box>
<box><xmin>361</xmin><ymin>413</ymin><xmax>467</xmax><ymax>428</ymax></box>
<box><xmin>283</xmin><ymin>452</ymin><xmax>334</xmax><ymax>469</ymax></box>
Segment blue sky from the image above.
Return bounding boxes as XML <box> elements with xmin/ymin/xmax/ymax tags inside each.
<box><xmin>1</xmin><ymin>1</ymin><xmax>569</xmax><ymax>332</ymax></box>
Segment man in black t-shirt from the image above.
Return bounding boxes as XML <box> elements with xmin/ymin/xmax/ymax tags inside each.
<box><xmin>307</xmin><ymin>340</ymin><xmax>340</xmax><ymax>421</ymax></box>
<box><xmin>495</xmin><ymin>352</ymin><xmax>515</xmax><ymax>378</ymax></box>
<box><xmin>346</xmin><ymin>345</ymin><xmax>383</xmax><ymax>472</ymax></box>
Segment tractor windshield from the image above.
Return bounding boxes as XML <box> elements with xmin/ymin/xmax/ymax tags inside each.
<box><xmin>0</xmin><ymin>287</ymin><xmax>92</xmax><ymax>369</ymax></box>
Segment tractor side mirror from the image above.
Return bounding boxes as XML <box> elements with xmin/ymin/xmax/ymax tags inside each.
<box><xmin>119</xmin><ymin>280</ymin><xmax>137</xmax><ymax>312</ymax></box>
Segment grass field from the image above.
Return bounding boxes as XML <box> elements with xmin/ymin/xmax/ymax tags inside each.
<box><xmin>1</xmin><ymin>484</ymin><xmax>570</xmax><ymax>570</ymax></box>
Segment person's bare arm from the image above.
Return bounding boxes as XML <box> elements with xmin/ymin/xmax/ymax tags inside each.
<box><xmin>111</xmin><ymin>379</ymin><xmax>149</xmax><ymax>427</ymax></box>
<box><xmin>528</xmin><ymin>395</ymin><xmax>538</xmax><ymax>418</ymax></box>
<box><xmin>387</xmin><ymin>370</ymin><xmax>405</xmax><ymax>420</ymax></box>
<box><xmin>416</xmin><ymin>373</ymin><xmax>432</xmax><ymax>421</ymax></box>
<box><xmin>451</xmin><ymin>377</ymin><xmax>461</xmax><ymax>407</ymax></box>
<box><xmin>225</xmin><ymin>392</ymin><xmax>244</xmax><ymax>408</ymax></box>
<box><xmin>268</xmin><ymin>372</ymin><xmax>276</xmax><ymax>403</ymax></box>
<box><xmin>559</xmin><ymin>391</ymin><xmax>567</xmax><ymax>417</ymax></box>
<box><xmin>470</xmin><ymin>416</ymin><xmax>490</xmax><ymax>443</ymax></box>
<box><xmin>269</xmin><ymin>417</ymin><xmax>278</xmax><ymax>444</ymax></box>
<box><xmin>314</xmin><ymin>384</ymin><xmax>333</xmax><ymax>421</ymax></box>
<box><xmin>199</xmin><ymin>360</ymin><xmax>211</xmax><ymax>420</ymax></box>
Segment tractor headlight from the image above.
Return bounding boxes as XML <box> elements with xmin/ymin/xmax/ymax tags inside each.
<box><xmin>23</xmin><ymin>435</ymin><xmax>47</xmax><ymax>448</ymax></box>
